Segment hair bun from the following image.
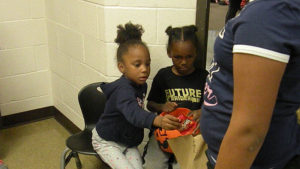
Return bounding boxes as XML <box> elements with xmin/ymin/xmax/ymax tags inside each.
<box><xmin>165</xmin><ymin>25</ymin><xmax>199</xmax><ymax>54</ymax></box>
<box><xmin>184</xmin><ymin>25</ymin><xmax>198</xmax><ymax>33</ymax></box>
<box><xmin>115</xmin><ymin>22</ymin><xmax>144</xmax><ymax>45</ymax></box>
<box><xmin>165</xmin><ymin>26</ymin><xmax>173</xmax><ymax>36</ymax></box>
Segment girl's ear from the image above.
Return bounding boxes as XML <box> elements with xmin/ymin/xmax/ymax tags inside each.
<box><xmin>118</xmin><ymin>62</ymin><xmax>125</xmax><ymax>73</ymax></box>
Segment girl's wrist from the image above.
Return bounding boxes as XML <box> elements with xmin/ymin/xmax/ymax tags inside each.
<box><xmin>157</xmin><ymin>104</ymin><xmax>164</xmax><ymax>112</ymax></box>
<box><xmin>153</xmin><ymin>115</ymin><xmax>163</xmax><ymax>128</ymax></box>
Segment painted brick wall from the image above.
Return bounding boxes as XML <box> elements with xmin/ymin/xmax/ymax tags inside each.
<box><xmin>0</xmin><ymin>0</ymin><xmax>52</xmax><ymax>116</ymax></box>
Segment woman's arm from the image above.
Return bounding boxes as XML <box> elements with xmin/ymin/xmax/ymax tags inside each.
<box><xmin>215</xmin><ymin>53</ymin><xmax>287</xmax><ymax>169</ymax></box>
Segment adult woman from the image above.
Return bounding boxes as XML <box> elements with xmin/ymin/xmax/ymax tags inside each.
<box><xmin>201</xmin><ymin>0</ymin><xmax>300</xmax><ymax>169</ymax></box>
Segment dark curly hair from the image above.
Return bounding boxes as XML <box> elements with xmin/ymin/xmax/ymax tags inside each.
<box><xmin>165</xmin><ymin>25</ymin><xmax>199</xmax><ymax>54</ymax></box>
<box><xmin>115</xmin><ymin>22</ymin><xmax>149</xmax><ymax>62</ymax></box>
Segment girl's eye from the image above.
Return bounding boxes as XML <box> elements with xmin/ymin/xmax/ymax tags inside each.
<box><xmin>174</xmin><ymin>55</ymin><xmax>182</xmax><ymax>59</ymax></box>
<box><xmin>134</xmin><ymin>63</ymin><xmax>141</xmax><ymax>67</ymax></box>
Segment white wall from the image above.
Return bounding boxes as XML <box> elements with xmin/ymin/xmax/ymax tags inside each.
<box><xmin>0</xmin><ymin>0</ymin><xmax>52</xmax><ymax>116</ymax></box>
<box><xmin>46</xmin><ymin>0</ymin><xmax>197</xmax><ymax>129</ymax></box>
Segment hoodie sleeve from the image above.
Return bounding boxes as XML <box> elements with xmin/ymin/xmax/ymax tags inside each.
<box><xmin>114</xmin><ymin>85</ymin><xmax>157</xmax><ymax>129</ymax></box>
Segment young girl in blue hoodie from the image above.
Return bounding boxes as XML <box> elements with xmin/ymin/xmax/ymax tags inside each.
<box><xmin>92</xmin><ymin>22</ymin><xmax>182</xmax><ymax>169</ymax></box>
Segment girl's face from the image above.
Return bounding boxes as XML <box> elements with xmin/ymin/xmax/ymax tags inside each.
<box><xmin>118</xmin><ymin>45</ymin><xmax>151</xmax><ymax>85</ymax></box>
<box><xmin>168</xmin><ymin>40</ymin><xmax>196</xmax><ymax>76</ymax></box>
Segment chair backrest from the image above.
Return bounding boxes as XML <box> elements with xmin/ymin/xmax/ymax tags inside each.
<box><xmin>78</xmin><ymin>82</ymin><xmax>106</xmax><ymax>131</ymax></box>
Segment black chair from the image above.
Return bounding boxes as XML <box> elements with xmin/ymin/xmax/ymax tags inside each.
<box><xmin>60</xmin><ymin>82</ymin><xmax>109</xmax><ymax>169</ymax></box>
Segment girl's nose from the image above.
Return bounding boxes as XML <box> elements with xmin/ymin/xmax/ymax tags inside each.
<box><xmin>141</xmin><ymin>65</ymin><xmax>147</xmax><ymax>72</ymax></box>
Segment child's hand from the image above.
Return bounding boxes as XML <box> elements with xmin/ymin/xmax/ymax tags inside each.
<box><xmin>161</xmin><ymin>114</ymin><xmax>182</xmax><ymax>130</ymax></box>
<box><xmin>187</xmin><ymin>110</ymin><xmax>201</xmax><ymax>136</ymax></box>
<box><xmin>187</xmin><ymin>109</ymin><xmax>201</xmax><ymax>122</ymax></box>
<box><xmin>192</xmin><ymin>123</ymin><xmax>201</xmax><ymax>136</ymax></box>
<box><xmin>161</xmin><ymin>102</ymin><xmax>178</xmax><ymax>112</ymax></box>
<box><xmin>154</xmin><ymin>115</ymin><xmax>181</xmax><ymax>130</ymax></box>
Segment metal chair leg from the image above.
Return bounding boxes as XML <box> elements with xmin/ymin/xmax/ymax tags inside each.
<box><xmin>73</xmin><ymin>152</ymin><xmax>82</xmax><ymax>169</ymax></box>
<box><xmin>60</xmin><ymin>148</ymin><xmax>71</xmax><ymax>169</ymax></box>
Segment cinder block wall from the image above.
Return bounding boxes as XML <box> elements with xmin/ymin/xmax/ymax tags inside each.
<box><xmin>0</xmin><ymin>0</ymin><xmax>51</xmax><ymax>116</ymax></box>
<box><xmin>46</xmin><ymin>0</ymin><xmax>197</xmax><ymax>129</ymax></box>
<box><xmin>0</xmin><ymin>0</ymin><xmax>197</xmax><ymax>133</ymax></box>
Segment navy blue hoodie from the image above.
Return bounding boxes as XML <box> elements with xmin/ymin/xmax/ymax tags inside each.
<box><xmin>95</xmin><ymin>76</ymin><xmax>157</xmax><ymax>147</ymax></box>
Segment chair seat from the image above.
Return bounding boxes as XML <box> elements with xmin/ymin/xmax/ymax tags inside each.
<box><xmin>66</xmin><ymin>129</ymin><xmax>96</xmax><ymax>155</ymax></box>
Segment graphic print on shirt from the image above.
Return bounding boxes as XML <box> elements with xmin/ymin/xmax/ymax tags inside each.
<box><xmin>165</xmin><ymin>88</ymin><xmax>202</xmax><ymax>103</ymax></box>
<box><xmin>219</xmin><ymin>27</ymin><xmax>225</xmax><ymax>39</ymax></box>
<box><xmin>204</xmin><ymin>60</ymin><xmax>220</xmax><ymax>107</ymax></box>
<box><xmin>137</xmin><ymin>93</ymin><xmax>145</xmax><ymax>109</ymax></box>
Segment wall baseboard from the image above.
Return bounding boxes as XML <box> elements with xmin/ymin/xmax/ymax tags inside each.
<box><xmin>0</xmin><ymin>106</ymin><xmax>81</xmax><ymax>134</ymax></box>
<box><xmin>53</xmin><ymin>107</ymin><xmax>81</xmax><ymax>134</ymax></box>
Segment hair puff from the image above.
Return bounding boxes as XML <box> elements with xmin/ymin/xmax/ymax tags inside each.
<box><xmin>115</xmin><ymin>22</ymin><xmax>144</xmax><ymax>45</ymax></box>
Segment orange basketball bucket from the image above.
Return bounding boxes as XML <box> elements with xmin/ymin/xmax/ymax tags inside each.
<box><xmin>154</xmin><ymin>108</ymin><xmax>199</xmax><ymax>153</ymax></box>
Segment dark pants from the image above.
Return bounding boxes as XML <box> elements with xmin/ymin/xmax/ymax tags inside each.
<box><xmin>206</xmin><ymin>155</ymin><xmax>300</xmax><ymax>169</ymax></box>
<box><xmin>284</xmin><ymin>155</ymin><xmax>300</xmax><ymax>169</ymax></box>
<box><xmin>206</xmin><ymin>161</ymin><xmax>214</xmax><ymax>169</ymax></box>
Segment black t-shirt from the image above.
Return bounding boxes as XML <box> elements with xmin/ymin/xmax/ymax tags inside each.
<box><xmin>148</xmin><ymin>66</ymin><xmax>208</xmax><ymax>113</ymax></box>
